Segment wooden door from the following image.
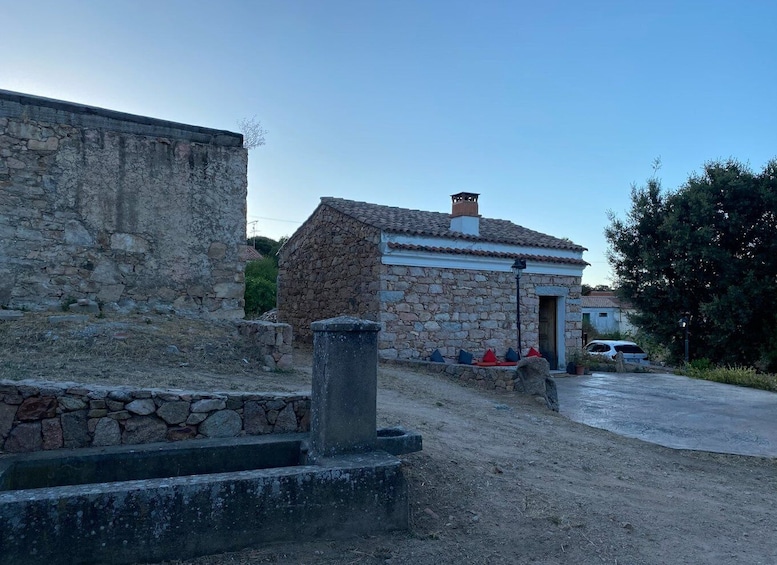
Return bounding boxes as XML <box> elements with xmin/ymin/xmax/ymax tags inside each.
<box><xmin>539</xmin><ymin>297</ymin><xmax>557</xmax><ymax>369</ymax></box>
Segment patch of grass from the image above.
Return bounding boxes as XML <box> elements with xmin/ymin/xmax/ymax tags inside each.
<box><xmin>681</xmin><ymin>359</ymin><xmax>777</xmax><ymax>392</ymax></box>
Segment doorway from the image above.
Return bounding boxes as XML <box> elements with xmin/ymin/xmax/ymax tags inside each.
<box><xmin>539</xmin><ymin>296</ymin><xmax>558</xmax><ymax>369</ymax></box>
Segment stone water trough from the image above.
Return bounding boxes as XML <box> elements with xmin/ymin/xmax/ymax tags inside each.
<box><xmin>0</xmin><ymin>318</ymin><xmax>421</xmax><ymax>565</ymax></box>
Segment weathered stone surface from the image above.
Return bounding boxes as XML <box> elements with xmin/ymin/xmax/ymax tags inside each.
<box><xmin>0</xmin><ymin>92</ymin><xmax>246</xmax><ymax>317</ymax></box>
<box><xmin>58</xmin><ymin>396</ymin><xmax>87</xmax><ymax>411</ymax></box>
<box><xmin>277</xmin><ymin>353</ymin><xmax>294</xmax><ymax>369</ymax></box>
<box><xmin>243</xmin><ymin>401</ymin><xmax>272</xmax><ymax>435</ymax></box>
<box><xmin>274</xmin><ymin>404</ymin><xmax>298</xmax><ymax>432</ymax></box>
<box><xmin>167</xmin><ymin>426</ymin><xmax>197</xmax><ymax>441</ymax></box>
<box><xmin>107</xmin><ymin>389</ymin><xmax>134</xmax><ymax>402</ymax></box>
<box><xmin>0</xmin><ymin>310</ymin><xmax>23</xmax><ymax>320</ymax></box>
<box><xmin>126</xmin><ymin>398</ymin><xmax>156</xmax><ymax>415</ymax></box>
<box><xmin>69</xmin><ymin>299</ymin><xmax>100</xmax><ymax>314</ymax></box>
<box><xmin>48</xmin><ymin>315</ymin><xmax>89</xmax><ymax>325</ymax></box>
<box><xmin>0</xmin><ymin>403</ymin><xmax>18</xmax><ymax>438</ymax></box>
<box><xmin>5</xmin><ymin>422</ymin><xmax>42</xmax><ymax>452</ymax></box>
<box><xmin>41</xmin><ymin>418</ymin><xmax>63</xmax><ymax>450</ymax></box>
<box><xmin>191</xmin><ymin>398</ymin><xmax>226</xmax><ymax>413</ymax></box>
<box><xmin>61</xmin><ymin>410</ymin><xmax>89</xmax><ymax>448</ymax></box>
<box><xmin>186</xmin><ymin>412</ymin><xmax>208</xmax><ymax>425</ymax></box>
<box><xmin>92</xmin><ymin>417</ymin><xmax>121</xmax><ymax>446</ymax></box>
<box><xmin>1</xmin><ymin>379</ymin><xmax>312</xmax><ymax>452</ymax></box>
<box><xmin>122</xmin><ymin>416</ymin><xmax>168</xmax><ymax>444</ymax></box>
<box><xmin>17</xmin><ymin>396</ymin><xmax>57</xmax><ymax>421</ymax></box>
<box><xmin>199</xmin><ymin>410</ymin><xmax>242</xmax><ymax>438</ymax></box>
<box><xmin>514</xmin><ymin>357</ymin><xmax>559</xmax><ymax>412</ymax></box>
<box><xmin>156</xmin><ymin>401</ymin><xmax>190</xmax><ymax>425</ymax></box>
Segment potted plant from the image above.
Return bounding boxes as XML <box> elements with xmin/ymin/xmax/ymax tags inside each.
<box><xmin>567</xmin><ymin>348</ymin><xmax>592</xmax><ymax>375</ymax></box>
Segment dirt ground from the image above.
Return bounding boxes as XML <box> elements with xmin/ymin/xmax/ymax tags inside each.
<box><xmin>2</xmin><ymin>313</ymin><xmax>776</xmax><ymax>565</ymax></box>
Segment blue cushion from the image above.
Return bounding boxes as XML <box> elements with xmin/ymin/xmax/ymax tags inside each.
<box><xmin>429</xmin><ymin>349</ymin><xmax>445</xmax><ymax>363</ymax></box>
<box><xmin>505</xmin><ymin>348</ymin><xmax>519</xmax><ymax>362</ymax></box>
<box><xmin>458</xmin><ymin>349</ymin><xmax>474</xmax><ymax>365</ymax></box>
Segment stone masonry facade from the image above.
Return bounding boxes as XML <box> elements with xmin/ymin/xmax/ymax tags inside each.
<box><xmin>0</xmin><ymin>90</ymin><xmax>248</xmax><ymax>318</ymax></box>
<box><xmin>278</xmin><ymin>206</ymin><xmax>381</xmax><ymax>341</ymax></box>
<box><xmin>0</xmin><ymin>379</ymin><xmax>310</xmax><ymax>454</ymax></box>
<box><xmin>379</xmin><ymin>266</ymin><xmax>582</xmax><ymax>360</ymax></box>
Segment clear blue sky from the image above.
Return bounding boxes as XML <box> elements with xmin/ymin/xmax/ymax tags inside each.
<box><xmin>2</xmin><ymin>0</ymin><xmax>775</xmax><ymax>285</ymax></box>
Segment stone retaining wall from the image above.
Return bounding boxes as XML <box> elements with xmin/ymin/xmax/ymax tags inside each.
<box><xmin>383</xmin><ymin>358</ymin><xmax>517</xmax><ymax>391</ymax></box>
<box><xmin>0</xmin><ymin>380</ymin><xmax>310</xmax><ymax>454</ymax></box>
<box><xmin>236</xmin><ymin>320</ymin><xmax>293</xmax><ymax>369</ymax></box>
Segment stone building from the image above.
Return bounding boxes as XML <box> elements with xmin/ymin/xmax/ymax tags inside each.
<box><xmin>278</xmin><ymin>193</ymin><xmax>587</xmax><ymax>369</ymax></box>
<box><xmin>0</xmin><ymin>90</ymin><xmax>247</xmax><ymax>318</ymax></box>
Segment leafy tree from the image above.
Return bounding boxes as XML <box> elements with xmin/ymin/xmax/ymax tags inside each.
<box><xmin>606</xmin><ymin>159</ymin><xmax>777</xmax><ymax>370</ymax></box>
<box><xmin>244</xmin><ymin>257</ymin><xmax>278</xmax><ymax>317</ymax></box>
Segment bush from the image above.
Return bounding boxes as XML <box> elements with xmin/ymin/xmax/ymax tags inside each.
<box><xmin>244</xmin><ymin>257</ymin><xmax>278</xmax><ymax>318</ymax></box>
<box><xmin>681</xmin><ymin>360</ymin><xmax>777</xmax><ymax>392</ymax></box>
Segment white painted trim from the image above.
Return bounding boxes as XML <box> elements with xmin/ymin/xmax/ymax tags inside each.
<box><xmin>383</xmin><ymin>232</ymin><xmax>583</xmax><ymax>261</ymax></box>
<box><xmin>381</xmin><ymin>248</ymin><xmax>585</xmax><ymax>277</ymax></box>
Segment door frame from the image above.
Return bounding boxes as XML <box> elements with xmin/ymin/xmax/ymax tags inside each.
<box><xmin>535</xmin><ymin>286</ymin><xmax>568</xmax><ymax>369</ymax></box>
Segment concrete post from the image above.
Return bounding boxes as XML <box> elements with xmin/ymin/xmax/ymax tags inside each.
<box><xmin>310</xmin><ymin>316</ymin><xmax>381</xmax><ymax>458</ymax></box>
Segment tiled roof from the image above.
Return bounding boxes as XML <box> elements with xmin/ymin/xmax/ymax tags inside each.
<box><xmin>582</xmin><ymin>296</ymin><xmax>620</xmax><ymax>308</ymax></box>
<box><xmin>581</xmin><ymin>295</ymin><xmax>635</xmax><ymax>310</ymax></box>
<box><xmin>386</xmin><ymin>243</ymin><xmax>589</xmax><ymax>266</ymax></box>
<box><xmin>320</xmin><ymin>197</ymin><xmax>586</xmax><ymax>251</ymax></box>
<box><xmin>239</xmin><ymin>245</ymin><xmax>264</xmax><ymax>261</ymax></box>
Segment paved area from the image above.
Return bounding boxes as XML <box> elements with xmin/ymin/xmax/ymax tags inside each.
<box><xmin>555</xmin><ymin>371</ymin><xmax>777</xmax><ymax>458</ymax></box>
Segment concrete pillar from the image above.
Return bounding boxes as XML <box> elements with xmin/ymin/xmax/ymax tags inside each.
<box><xmin>310</xmin><ymin>316</ymin><xmax>381</xmax><ymax>458</ymax></box>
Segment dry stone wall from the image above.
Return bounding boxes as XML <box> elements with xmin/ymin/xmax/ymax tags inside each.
<box><xmin>277</xmin><ymin>206</ymin><xmax>381</xmax><ymax>341</ymax></box>
<box><xmin>0</xmin><ymin>90</ymin><xmax>247</xmax><ymax>318</ymax></box>
<box><xmin>379</xmin><ymin>266</ymin><xmax>582</xmax><ymax>360</ymax></box>
<box><xmin>0</xmin><ymin>379</ymin><xmax>310</xmax><ymax>454</ymax></box>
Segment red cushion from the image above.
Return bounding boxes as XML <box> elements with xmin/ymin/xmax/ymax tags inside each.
<box><xmin>482</xmin><ymin>349</ymin><xmax>498</xmax><ymax>363</ymax></box>
<box><xmin>527</xmin><ymin>347</ymin><xmax>542</xmax><ymax>358</ymax></box>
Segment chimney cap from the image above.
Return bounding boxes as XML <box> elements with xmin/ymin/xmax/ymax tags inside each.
<box><xmin>451</xmin><ymin>192</ymin><xmax>479</xmax><ymax>203</ymax></box>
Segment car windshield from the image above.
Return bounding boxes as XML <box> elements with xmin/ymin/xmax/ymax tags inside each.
<box><xmin>614</xmin><ymin>344</ymin><xmax>645</xmax><ymax>354</ymax></box>
<box><xmin>586</xmin><ymin>343</ymin><xmax>610</xmax><ymax>353</ymax></box>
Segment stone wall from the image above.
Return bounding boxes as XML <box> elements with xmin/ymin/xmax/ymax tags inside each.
<box><xmin>0</xmin><ymin>380</ymin><xmax>310</xmax><ymax>454</ymax></box>
<box><xmin>385</xmin><ymin>358</ymin><xmax>517</xmax><ymax>391</ymax></box>
<box><xmin>0</xmin><ymin>90</ymin><xmax>248</xmax><ymax>318</ymax></box>
<box><xmin>236</xmin><ymin>320</ymin><xmax>293</xmax><ymax>369</ymax></box>
<box><xmin>379</xmin><ymin>266</ymin><xmax>582</xmax><ymax>360</ymax></box>
<box><xmin>277</xmin><ymin>205</ymin><xmax>381</xmax><ymax>341</ymax></box>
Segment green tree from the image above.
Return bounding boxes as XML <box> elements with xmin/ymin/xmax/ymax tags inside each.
<box><xmin>606</xmin><ymin>159</ymin><xmax>777</xmax><ymax>369</ymax></box>
<box><xmin>244</xmin><ymin>256</ymin><xmax>278</xmax><ymax>317</ymax></box>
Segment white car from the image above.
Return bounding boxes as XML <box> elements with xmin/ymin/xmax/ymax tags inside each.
<box><xmin>585</xmin><ymin>340</ymin><xmax>649</xmax><ymax>365</ymax></box>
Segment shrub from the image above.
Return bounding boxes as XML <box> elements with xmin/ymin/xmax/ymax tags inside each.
<box><xmin>681</xmin><ymin>360</ymin><xmax>777</xmax><ymax>392</ymax></box>
<box><xmin>244</xmin><ymin>257</ymin><xmax>278</xmax><ymax>317</ymax></box>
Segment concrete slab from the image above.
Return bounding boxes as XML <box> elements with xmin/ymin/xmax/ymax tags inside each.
<box><xmin>555</xmin><ymin>372</ymin><xmax>777</xmax><ymax>458</ymax></box>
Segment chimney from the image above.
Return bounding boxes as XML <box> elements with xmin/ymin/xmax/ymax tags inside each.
<box><xmin>450</xmin><ymin>192</ymin><xmax>480</xmax><ymax>236</ymax></box>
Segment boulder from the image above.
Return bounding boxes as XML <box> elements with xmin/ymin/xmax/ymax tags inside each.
<box><xmin>514</xmin><ymin>356</ymin><xmax>559</xmax><ymax>412</ymax></box>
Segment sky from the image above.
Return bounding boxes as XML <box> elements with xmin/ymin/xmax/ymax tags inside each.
<box><xmin>2</xmin><ymin>0</ymin><xmax>776</xmax><ymax>286</ymax></box>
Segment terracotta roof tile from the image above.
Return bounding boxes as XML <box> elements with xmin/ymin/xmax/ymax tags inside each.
<box><xmin>581</xmin><ymin>295</ymin><xmax>633</xmax><ymax>309</ymax></box>
<box><xmin>321</xmin><ymin>197</ymin><xmax>586</xmax><ymax>251</ymax></box>
<box><xmin>239</xmin><ymin>245</ymin><xmax>264</xmax><ymax>261</ymax></box>
<box><xmin>386</xmin><ymin>243</ymin><xmax>589</xmax><ymax>266</ymax></box>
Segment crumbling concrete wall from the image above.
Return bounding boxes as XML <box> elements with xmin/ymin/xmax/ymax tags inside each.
<box><xmin>0</xmin><ymin>90</ymin><xmax>248</xmax><ymax>318</ymax></box>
